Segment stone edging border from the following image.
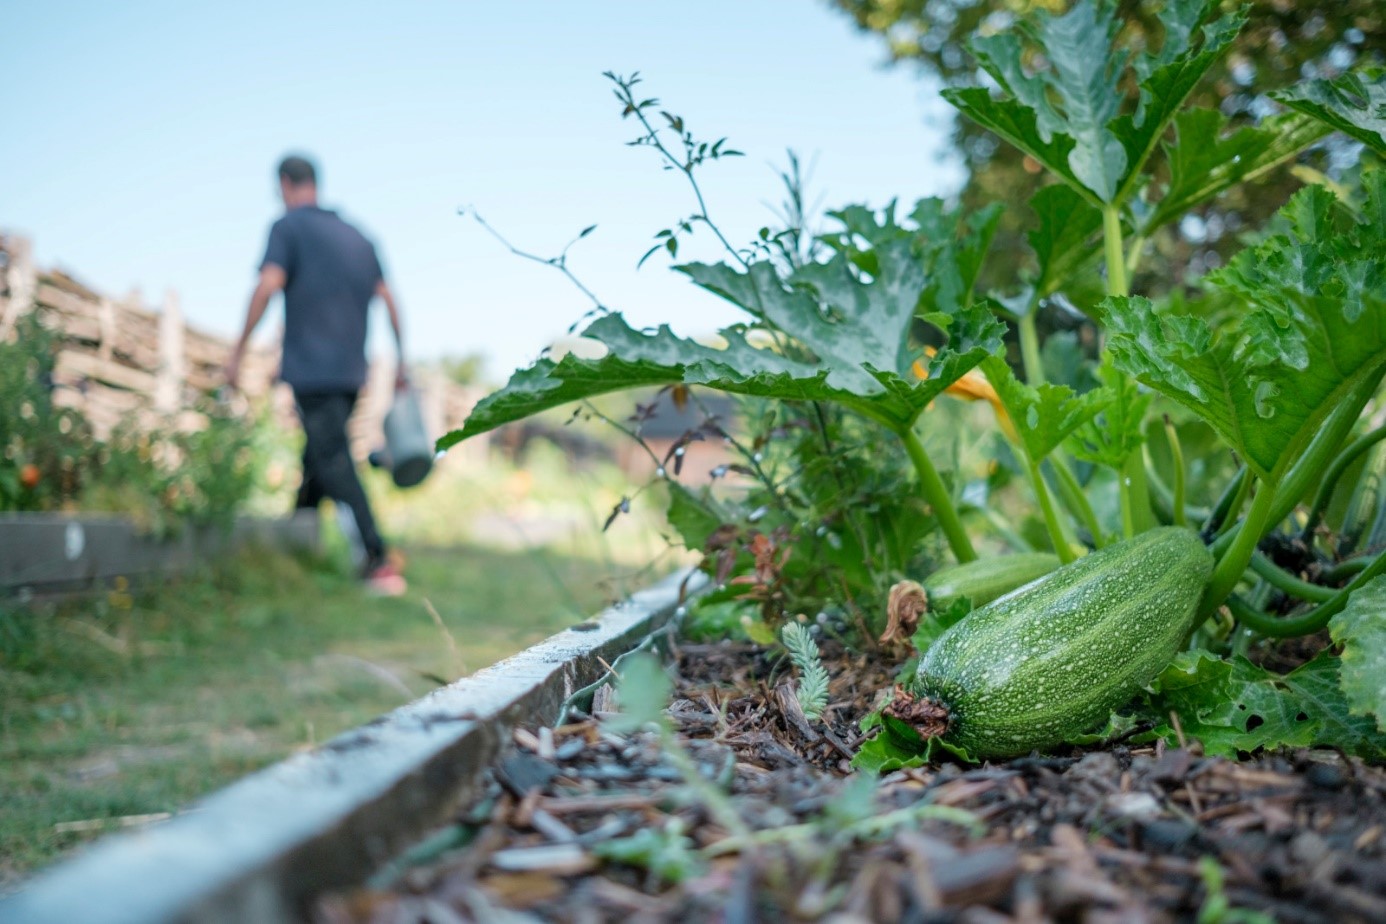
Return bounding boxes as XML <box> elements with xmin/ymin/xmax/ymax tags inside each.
<box><xmin>0</xmin><ymin>511</ymin><xmax>320</xmax><ymax>597</ymax></box>
<box><xmin>0</xmin><ymin>569</ymin><xmax>701</xmax><ymax>924</ymax></box>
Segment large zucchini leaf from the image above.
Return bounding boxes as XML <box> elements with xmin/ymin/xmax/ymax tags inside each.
<box><xmin>1148</xmin><ymin>650</ymin><xmax>1386</xmax><ymax>761</ymax></box>
<box><xmin>439</xmin><ymin>202</ymin><xmax>1005</xmax><ymax>449</ymax></box>
<box><xmin>1104</xmin><ymin>177</ymin><xmax>1386</xmax><ymax>482</ymax></box>
<box><xmin>1329</xmin><ymin>576</ymin><xmax>1386</xmax><ymax>733</ymax></box>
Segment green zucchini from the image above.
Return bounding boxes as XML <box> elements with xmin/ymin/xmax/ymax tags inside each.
<box><xmin>922</xmin><ymin>552</ymin><xmax>1062</xmax><ymax>611</ymax></box>
<box><xmin>905</xmin><ymin>527</ymin><xmax>1212</xmax><ymax>758</ymax></box>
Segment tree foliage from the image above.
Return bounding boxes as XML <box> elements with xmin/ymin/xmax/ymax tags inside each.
<box><xmin>828</xmin><ymin>0</ymin><xmax>1385</xmax><ymax>293</ymax></box>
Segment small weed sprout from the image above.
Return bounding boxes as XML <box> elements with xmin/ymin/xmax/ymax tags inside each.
<box><xmin>781</xmin><ymin>621</ymin><xmax>830</xmax><ymax>721</ymax></box>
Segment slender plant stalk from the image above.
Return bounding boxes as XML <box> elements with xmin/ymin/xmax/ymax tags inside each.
<box><xmin>1017</xmin><ymin>310</ymin><xmax>1046</xmax><ymax>386</ymax></box>
<box><xmin>1202</xmin><ymin>466</ymin><xmax>1247</xmax><ymax>536</ymax></box>
<box><xmin>1214</xmin><ymin>470</ymin><xmax>1253</xmax><ymax>540</ymax></box>
<box><xmin>1050</xmin><ymin>458</ymin><xmax>1105</xmax><ymax>546</ymax></box>
<box><xmin>1202</xmin><ymin>478</ymin><xmax>1278</xmax><ymax>616</ymax></box>
<box><xmin>1029</xmin><ymin>458</ymin><xmax>1076</xmax><ymax>564</ymax></box>
<box><xmin>1103</xmin><ymin>205</ymin><xmax>1129</xmax><ymax>298</ymax></box>
<box><xmin>701</xmin><ymin>820</ymin><xmax>817</xmax><ymax>857</ymax></box>
<box><xmin>1211</xmin><ymin>518</ymin><xmax>1239</xmax><ymax>558</ymax></box>
<box><xmin>979</xmin><ymin>507</ymin><xmax>1036</xmax><ymax>552</ymax></box>
<box><xmin>1125</xmin><ymin>232</ymin><xmax>1147</xmax><ymax>279</ymax></box>
<box><xmin>1122</xmin><ymin>451</ymin><xmax>1156</xmax><ymax>536</ymax></box>
<box><xmin>1248</xmin><ymin>552</ymin><xmax>1335</xmax><ymax>603</ymax></box>
<box><xmin>1226</xmin><ymin>548</ymin><xmax>1386</xmax><ymax>636</ymax></box>
<box><xmin>1163</xmin><ymin>416</ymin><xmax>1187</xmax><ymax>528</ymax></box>
<box><xmin>702</xmin><ymin>803</ymin><xmax>981</xmax><ymax>859</ymax></box>
<box><xmin>1268</xmin><ymin>388</ymin><xmax>1377</xmax><ymax>528</ymax></box>
<box><xmin>1018</xmin><ymin>307</ymin><xmax>1102</xmax><ymax>546</ymax></box>
<box><xmin>1323</xmin><ymin>555</ymin><xmax>1373</xmax><ymax>583</ymax></box>
<box><xmin>1146</xmin><ymin>450</ymin><xmax>1212</xmax><ymax>525</ymax></box>
<box><xmin>1101</xmin><ymin>202</ymin><xmax>1159</xmax><ymax>540</ymax></box>
<box><xmin>470</xmin><ymin>211</ymin><xmax>608</xmax><ymax>313</ymax></box>
<box><xmin>1299</xmin><ymin>422</ymin><xmax>1386</xmax><ymax>541</ymax></box>
<box><xmin>1212</xmin><ymin>396</ymin><xmax>1375</xmax><ymax>598</ymax></box>
<box><xmin>612</xmin><ymin>77</ymin><xmax>749</xmax><ymax>271</ymax></box>
<box><xmin>1119</xmin><ymin>469</ymin><xmax>1137</xmax><ymax>540</ymax></box>
<box><xmin>902</xmin><ymin>427</ymin><xmax>976</xmax><ymax>563</ymax></box>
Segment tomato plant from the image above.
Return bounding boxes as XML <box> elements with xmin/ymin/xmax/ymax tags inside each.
<box><xmin>0</xmin><ymin>311</ymin><xmax>95</xmax><ymax>511</ymax></box>
<box><xmin>1</xmin><ymin>306</ymin><xmax>269</xmax><ymax>532</ymax></box>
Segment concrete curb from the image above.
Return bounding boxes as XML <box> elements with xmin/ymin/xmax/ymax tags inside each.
<box><xmin>0</xmin><ymin>511</ymin><xmax>320</xmax><ymax>597</ymax></box>
<box><xmin>0</xmin><ymin>569</ymin><xmax>700</xmax><ymax>924</ymax></box>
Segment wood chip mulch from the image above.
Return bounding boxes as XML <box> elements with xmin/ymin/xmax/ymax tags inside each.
<box><xmin>315</xmin><ymin>640</ymin><xmax>1386</xmax><ymax>923</ymax></box>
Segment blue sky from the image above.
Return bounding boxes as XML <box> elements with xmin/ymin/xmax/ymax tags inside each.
<box><xmin>2</xmin><ymin>1</ymin><xmax>964</xmax><ymax>379</ymax></box>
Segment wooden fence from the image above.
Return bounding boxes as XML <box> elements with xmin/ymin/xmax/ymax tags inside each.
<box><xmin>0</xmin><ymin>233</ymin><xmax>488</xmax><ymax>466</ymax></box>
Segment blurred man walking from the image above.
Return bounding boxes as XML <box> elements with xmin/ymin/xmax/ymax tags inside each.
<box><xmin>227</xmin><ymin>154</ymin><xmax>406</xmax><ymax>596</ymax></box>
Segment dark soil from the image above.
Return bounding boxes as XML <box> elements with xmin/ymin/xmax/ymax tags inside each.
<box><xmin>316</xmin><ymin>640</ymin><xmax>1386</xmax><ymax>923</ymax></box>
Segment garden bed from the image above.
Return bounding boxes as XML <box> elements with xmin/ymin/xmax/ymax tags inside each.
<box><xmin>313</xmin><ymin>638</ymin><xmax>1386</xmax><ymax>924</ymax></box>
<box><xmin>0</xmin><ymin>511</ymin><xmax>319</xmax><ymax>598</ymax></box>
<box><xmin>4</xmin><ymin>571</ymin><xmax>1383</xmax><ymax>923</ymax></box>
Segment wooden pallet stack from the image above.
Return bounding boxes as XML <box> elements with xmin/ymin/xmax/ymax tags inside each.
<box><xmin>0</xmin><ymin>233</ymin><xmax>488</xmax><ymax>467</ymax></box>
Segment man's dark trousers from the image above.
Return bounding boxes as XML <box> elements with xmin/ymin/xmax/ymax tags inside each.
<box><xmin>293</xmin><ymin>390</ymin><xmax>384</xmax><ymax>565</ymax></box>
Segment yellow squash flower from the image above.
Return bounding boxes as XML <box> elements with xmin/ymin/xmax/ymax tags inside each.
<box><xmin>913</xmin><ymin>348</ymin><xmax>1018</xmax><ymax>443</ymax></box>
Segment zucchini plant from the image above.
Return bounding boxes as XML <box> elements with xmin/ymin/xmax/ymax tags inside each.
<box><xmin>442</xmin><ymin>1</ymin><xmax>1386</xmax><ymax>762</ymax></box>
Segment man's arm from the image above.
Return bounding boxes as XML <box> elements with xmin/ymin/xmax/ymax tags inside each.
<box><xmin>226</xmin><ymin>264</ymin><xmax>287</xmax><ymax>389</ymax></box>
<box><xmin>376</xmin><ymin>279</ymin><xmax>407</xmax><ymax>387</ymax></box>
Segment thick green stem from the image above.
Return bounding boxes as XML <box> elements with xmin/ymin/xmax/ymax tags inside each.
<box><xmin>1119</xmin><ymin>472</ymin><xmax>1136</xmax><ymax>540</ymax></box>
<box><xmin>1249</xmin><ymin>552</ymin><xmax>1335</xmax><ymax>603</ymax></box>
<box><xmin>1103</xmin><ymin>203</ymin><xmax>1157</xmax><ymax>541</ymax></box>
<box><xmin>1103</xmin><ymin>205</ymin><xmax>1129</xmax><ymax>298</ymax></box>
<box><xmin>1299</xmin><ymin>422</ymin><xmax>1386</xmax><ymax>541</ymax></box>
<box><xmin>1323</xmin><ymin>555</ymin><xmax>1373</xmax><ymax>583</ymax></box>
<box><xmin>1163</xmin><ymin>417</ymin><xmax>1187</xmax><ymax>528</ymax></box>
<box><xmin>1122</xmin><ymin>451</ymin><xmax>1156</xmax><ymax>536</ymax></box>
<box><xmin>1268</xmin><ymin>387</ymin><xmax>1377</xmax><ymax>528</ymax></box>
<box><xmin>1018</xmin><ymin>310</ymin><xmax>1047</xmax><ymax>387</ymax></box>
<box><xmin>1147</xmin><ymin>450</ymin><xmax>1212</xmax><ymax>525</ymax></box>
<box><xmin>979</xmin><ymin>507</ymin><xmax>1036</xmax><ymax>552</ymax></box>
<box><xmin>1202</xmin><ymin>467</ymin><xmax>1247</xmax><ymax>537</ymax></box>
<box><xmin>1125</xmin><ymin>233</ymin><xmax>1147</xmax><ymax>280</ymax></box>
<box><xmin>1029</xmin><ymin>457</ymin><xmax>1076</xmax><ymax>564</ymax></box>
<box><xmin>902</xmin><ymin>427</ymin><xmax>976</xmax><ymax>563</ymax></box>
<box><xmin>1214</xmin><ymin>471</ymin><xmax>1253</xmax><ymax>541</ymax></box>
<box><xmin>1226</xmin><ymin>548</ymin><xmax>1386</xmax><ymax>636</ymax></box>
<box><xmin>1019</xmin><ymin>310</ymin><xmax>1100</xmax><ymax>546</ymax></box>
<box><xmin>1202</xmin><ymin>479</ymin><xmax>1277</xmax><ymax>617</ymax></box>
<box><xmin>1211</xmin><ymin>520</ymin><xmax>1239</xmax><ymax>558</ymax></box>
<box><xmin>1050</xmin><ymin>458</ymin><xmax>1105</xmax><ymax>547</ymax></box>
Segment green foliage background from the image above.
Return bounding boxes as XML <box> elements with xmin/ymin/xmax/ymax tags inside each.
<box><xmin>828</xmin><ymin>0</ymin><xmax>1385</xmax><ymax>292</ymax></box>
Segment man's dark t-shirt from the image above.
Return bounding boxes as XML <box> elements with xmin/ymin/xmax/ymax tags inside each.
<box><xmin>261</xmin><ymin>206</ymin><xmax>383</xmax><ymax>393</ymax></box>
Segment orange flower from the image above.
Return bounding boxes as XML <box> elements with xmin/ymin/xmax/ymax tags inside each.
<box><xmin>913</xmin><ymin>348</ymin><xmax>1017</xmax><ymax>442</ymax></box>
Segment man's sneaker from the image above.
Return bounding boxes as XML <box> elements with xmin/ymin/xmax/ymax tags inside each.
<box><xmin>364</xmin><ymin>558</ymin><xmax>407</xmax><ymax>597</ymax></box>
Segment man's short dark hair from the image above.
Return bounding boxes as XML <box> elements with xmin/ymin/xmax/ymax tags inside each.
<box><xmin>278</xmin><ymin>155</ymin><xmax>317</xmax><ymax>186</ymax></box>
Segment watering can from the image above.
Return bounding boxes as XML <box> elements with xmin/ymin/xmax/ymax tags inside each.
<box><xmin>381</xmin><ymin>378</ymin><xmax>433</xmax><ymax>488</ymax></box>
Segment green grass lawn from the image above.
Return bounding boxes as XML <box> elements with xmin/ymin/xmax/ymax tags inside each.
<box><xmin>0</xmin><ymin>423</ymin><xmax>692</xmax><ymax>890</ymax></box>
<box><xmin>0</xmin><ymin>538</ymin><xmax>642</xmax><ymax>889</ymax></box>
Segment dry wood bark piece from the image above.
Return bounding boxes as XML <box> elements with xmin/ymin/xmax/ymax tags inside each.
<box><xmin>929</xmin><ymin>845</ymin><xmax>1021</xmax><ymax>907</ymax></box>
<box><xmin>881</xmin><ymin>580</ymin><xmax>928</xmax><ymax>646</ymax></box>
<box><xmin>488</xmin><ymin>844</ymin><xmax>595</xmax><ymax>875</ymax></box>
